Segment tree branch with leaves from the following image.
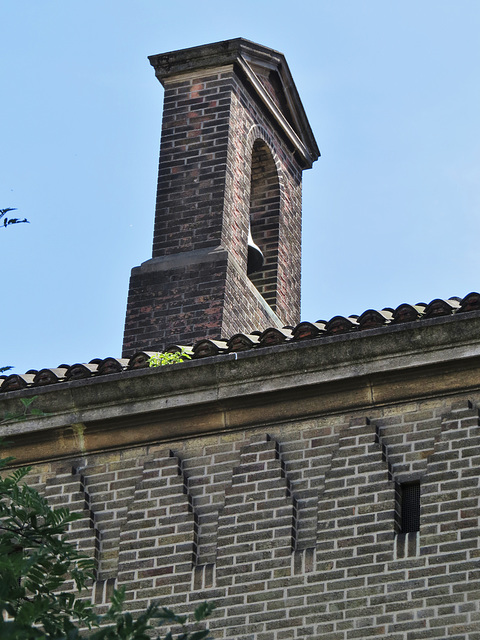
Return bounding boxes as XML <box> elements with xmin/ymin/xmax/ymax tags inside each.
<box><xmin>0</xmin><ymin>450</ymin><xmax>214</xmax><ymax>639</ymax></box>
<box><xmin>0</xmin><ymin>208</ymin><xmax>28</xmax><ymax>229</ymax></box>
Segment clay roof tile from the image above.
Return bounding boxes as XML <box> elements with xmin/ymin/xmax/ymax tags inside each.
<box><xmin>33</xmin><ymin>368</ymin><xmax>67</xmax><ymax>386</ymax></box>
<box><xmin>193</xmin><ymin>339</ymin><xmax>229</xmax><ymax>358</ymax></box>
<box><xmin>227</xmin><ymin>334</ymin><xmax>261</xmax><ymax>351</ymax></box>
<box><xmin>325</xmin><ymin>316</ymin><xmax>359</xmax><ymax>335</ymax></box>
<box><xmin>164</xmin><ymin>345</ymin><xmax>194</xmax><ymax>356</ymax></box>
<box><xmin>424</xmin><ymin>298</ymin><xmax>460</xmax><ymax>318</ymax></box>
<box><xmin>0</xmin><ymin>374</ymin><xmax>35</xmax><ymax>392</ymax></box>
<box><xmin>459</xmin><ymin>291</ymin><xmax>480</xmax><ymax>313</ymax></box>
<box><xmin>392</xmin><ymin>304</ymin><xmax>425</xmax><ymax>324</ymax></box>
<box><xmin>258</xmin><ymin>327</ymin><xmax>293</xmax><ymax>347</ymax></box>
<box><xmin>291</xmin><ymin>321</ymin><xmax>326</xmax><ymax>341</ymax></box>
<box><xmin>97</xmin><ymin>358</ymin><xmax>129</xmax><ymax>376</ymax></box>
<box><xmin>357</xmin><ymin>309</ymin><xmax>393</xmax><ymax>330</ymax></box>
<box><xmin>64</xmin><ymin>363</ymin><xmax>98</xmax><ymax>381</ymax></box>
<box><xmin>128</xmin><ymin>352</ymin><xmax>158</xmax><ymax>369</ymax></box>
<box><xmin>3</xmin><ymin>291</ymin><xmax>479</xmax><ymax>390</ymax></box>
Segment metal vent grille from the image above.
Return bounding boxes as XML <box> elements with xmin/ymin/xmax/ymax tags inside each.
<box><xmin>400</xmin><ymin>482</ymin><xmax>420</xmax><ymax>533</ymax></box>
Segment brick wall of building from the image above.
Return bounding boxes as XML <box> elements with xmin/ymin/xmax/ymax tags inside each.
<box><xmin>20</xmin><ymin>391</ymin><xmax>480</xmax><ymax>639</ymax></box>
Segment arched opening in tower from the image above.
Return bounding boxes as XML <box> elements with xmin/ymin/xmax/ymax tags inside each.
<box><xmin>248</xmin><ymin>139</ymin><xmax>281</xmax><ymax>311</ymax></box>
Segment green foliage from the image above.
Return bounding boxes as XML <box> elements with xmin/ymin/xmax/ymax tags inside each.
<box><xmin>0</xmin><ymin>450</ymin><xmax>214</xmax><ymax>639</ymax></box>
<box><xmin>148</xmin><ymin>349</ymin><xmax>192</xmax><ymax>367</ymax></box>
<box><xmin>0</xmin><ymin>208</ymin><xmax>29</xmax><ymax>228</ymax></box>
<box><xmin>0</xmin><ymin>457</ymin><xmax>97</xmax><ymax>638</ymax></box>
<box><xmin>1</xmin><ymin>397</ymin><xmax>50</xmax><ymax>426</ymax></box>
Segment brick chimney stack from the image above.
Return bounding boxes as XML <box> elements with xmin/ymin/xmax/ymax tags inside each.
<box><xmin>122</xmin><ymin>38</ymin><xmax>319</xmax><ymax>356</ymax></box>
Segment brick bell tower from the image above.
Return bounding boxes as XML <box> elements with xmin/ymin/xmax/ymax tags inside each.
<box><xmin>122</xmin><ymin>38</ymin><xmax>319</xmax><ymax>356</ymax></box>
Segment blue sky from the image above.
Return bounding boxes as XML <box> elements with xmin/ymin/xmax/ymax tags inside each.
<box><xmin>1</xmin><ymin>1</ymin><xmax>480</xmax><ymax>373</ymax></box>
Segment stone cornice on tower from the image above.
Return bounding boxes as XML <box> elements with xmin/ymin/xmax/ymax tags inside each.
<box><xmin>149</xmin><ymin>38</ymin><xmax>319</xmax><ymax>169</ymax></box>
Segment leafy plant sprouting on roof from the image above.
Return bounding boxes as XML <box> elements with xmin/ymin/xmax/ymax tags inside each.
<box><xmin>148</xmin><ymin>348</ymin><xmax>192</xmax><ymax>367</ymax></box>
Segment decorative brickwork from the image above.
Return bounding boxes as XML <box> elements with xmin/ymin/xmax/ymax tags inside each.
<box><xmin>16</xmin><ymin>391</ymin><xmax>480</xmax><ymax>639</ymax></box>
<box><xmin>117</xmin><ymin>450</ymin><xmax>197</xmax><ymax>607</ymax></box>
<box><xmin>122</xmin><ymin>40</ymin><xmax>319</xmax><ymax>356</ymax></box>
<box><xmin>44</xmin><ymin>464</ymin><xmax>100</xmax><ymax>582</ymax></box>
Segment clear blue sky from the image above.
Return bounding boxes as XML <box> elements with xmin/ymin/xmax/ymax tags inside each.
<box><xmin>1</xmin><ymin>1</ymin><xmax>480</xmax><ymax>373</ymax></box>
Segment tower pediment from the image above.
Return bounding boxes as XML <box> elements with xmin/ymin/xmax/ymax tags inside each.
<box><xmin>149</xmin><ymin>38</ymin><xmax>320</xmax><ymax>169</ymax></box>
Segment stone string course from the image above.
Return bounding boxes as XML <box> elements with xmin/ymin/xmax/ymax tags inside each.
<box><xmin>21</xmin><ymin>394</ymin><xmax>480</xmax><ymax>640</ymax></box>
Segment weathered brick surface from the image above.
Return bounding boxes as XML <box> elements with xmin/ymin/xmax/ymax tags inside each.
<box><xmin>79</xmin><ymin>452</ymin><xmax>144</xmax><ymax>580</ymax></box>
<box><xmin>43</xmin><ymin>463</ymin><xmax>99</xmax><ymax>572</ymax></box>
<box><xmin>151</xmin><ymin>71</ymin><xmax>233</xmax><ymax>258</ymax></box>
<box><xmin>20</xmin><ymin>394</ymin><xmax>480</xmax><ymax>639</ymax></box>
<box><xmin>123</xmin><ymin>253</ymin><xmax>229</xmax><ymax>352</ymax></box>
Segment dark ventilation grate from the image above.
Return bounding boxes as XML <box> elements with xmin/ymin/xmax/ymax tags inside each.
<box><xmin>400</xmin><ymin>482</ymin><xmax>421</xmax><ymax>533</ymax></box>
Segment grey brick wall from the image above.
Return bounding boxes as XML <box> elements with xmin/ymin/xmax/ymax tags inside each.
<box><xmin>22</xmin><ymin>393</ymin><xmax>480</xmax><ymax>639</ymax></box>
